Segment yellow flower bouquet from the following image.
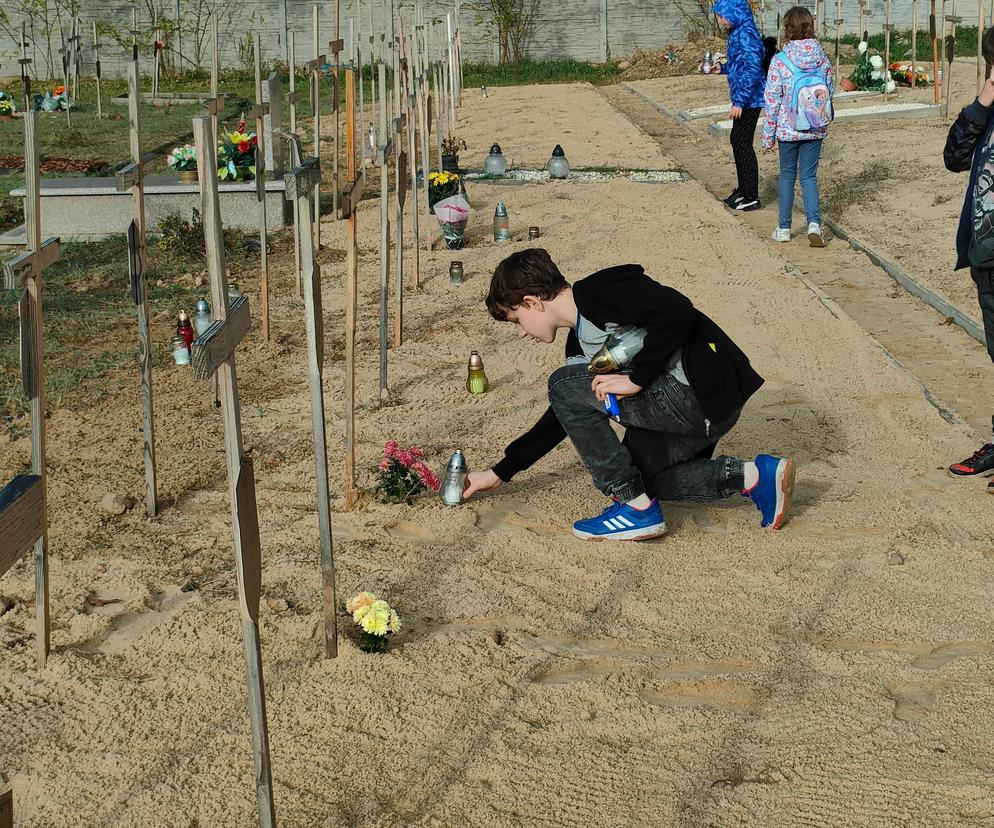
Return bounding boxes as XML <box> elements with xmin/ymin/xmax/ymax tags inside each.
<box><xmin>346</xmin><ymin>591</ymin><xmax>401</xmax><ymax>653</ymax></box>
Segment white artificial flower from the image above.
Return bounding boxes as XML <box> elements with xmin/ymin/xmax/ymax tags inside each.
<box><xmin>167</xmin><ymin>153</ymin><xmax>177</xmax><ymax>167</ymax></box>
<box><xmin>871</xmin><ymin>69</ymin><xmax>882</xmax><ymax>80</ymax></box>
<box><xmin>869</xmin><ymin>54</ymin><xmax>884</xmax><ymax>69</ymax></box>
<box><xmin>858</xmin><ymin>41</ymin><xmax>868</xmax><ymax>54</ymax></box>
<box><xmin>884</xmin><ymin>79</ymin><xmax>897</xmax><ymax>93</ymax></box>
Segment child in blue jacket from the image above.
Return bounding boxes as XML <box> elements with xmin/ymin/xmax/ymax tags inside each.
<box><xmin>713</xmin><ymin>0</ymin><xmax>767</xmax><ymax>211</ymax></box>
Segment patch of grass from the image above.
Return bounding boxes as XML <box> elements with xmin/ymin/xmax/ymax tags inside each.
<box><xmin>822</xmin><ymin>160</ymin><xmax>891</xmax><ymax>214</ymax></box>
<box><xmin>841</xmin><ymin>25</ymin><xmax>980</xmax><ymax>60</ymax></box>
<box><xmin>463</xmin><ymin>59</ymin><xmax>623</xmax><ymax>88</ymax></box>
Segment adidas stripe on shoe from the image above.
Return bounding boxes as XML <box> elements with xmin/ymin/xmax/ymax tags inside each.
<box><xmin>572</xmin><ymin>499</ymin><xmax>667</xmax><ymax>541</ymax></box>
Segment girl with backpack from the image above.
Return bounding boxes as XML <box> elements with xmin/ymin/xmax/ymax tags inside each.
<box><xmin>713</xmin><ymin>0</ymin><xmax>768</xmax><ymax>212</ymax></box>
<box><xmin>761</xmin><ymin>5</ymin><xmax>834</xmax><ymax>246</ymax></box>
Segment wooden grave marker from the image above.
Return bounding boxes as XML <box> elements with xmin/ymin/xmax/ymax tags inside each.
<box><xmin>0</xmin><ymin>112</ymin><xmax>57</xmax><ymax>669</ymax></box>
<box><xmin>251</xmin><ymin>34</ymin><xmax>272</xmax><ymax>342</ymax></box>
<box><xmin>392</xmin><ymin>43</ymin><xmax>408</xmax><ymax>347</ymax></box>
<box><xmin>310</xmin><ymin>5</ymin><xmax>327</xmax><ymax>249</ymax></box>
<box><xmin>285</xmin><ymin>153</ymin><xmax>339</xmax><ymax>657</ymax></box>
<box><xmin>192</xmin><ymin>115</ymin><xmax>277</xmax><ymax>828</ymax></box>
<box><xmin>116</xmin><ymin>51</ymin><xmax>159</xmax><ymax>518</ymax></box>
<box><xmin>92</xmin><ymin>22</ymin><xmax>103</xmax><ymax>118</ymax></box>
<box><xmin>883</xmin><ymin>0</ymin><xmax>894</xmax><ymax>102</ymax></box>
<box><xmin>945</xmin><ymin>0</ymin><xmax>961</xmax><ymax>118</ymax></box>
<box><xmin>376</xmin><ymin>60</ymin><xmax>392</xmax><ymax>400</ymax></box>
<box><xmin>19</xmin><ymin>23</ymin><xmax>32</xmax><ymax>111</ymax></box>
<box><xmin>400</xmin><ymin>22</ymin><xmax>421</xmax><ymax>291</ymax></box>
<box><xmin>343</xmin><ymin>65</ymin><xmax>361</xmax><ymax>510</ymax></box>
<box><xmin>931</xmin><ymin>0</ymin><xmax>941</xmax><ymax>103</ymax></box>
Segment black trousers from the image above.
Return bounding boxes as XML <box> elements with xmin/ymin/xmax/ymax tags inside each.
<box><xmin>971</xmin><ymin>267</ymin><xmax>994</xmax><ymax>437</ymax></box>
<box><xmin>729</xmin><ymin>107</ymin><xmax>762</xmax><ymax>201</ymax></box>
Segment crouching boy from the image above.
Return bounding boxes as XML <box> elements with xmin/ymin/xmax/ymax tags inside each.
<box><xmin>463</xmin><ymin>249</ymin><xmax>795</xmax><ymax>540</ymax></box>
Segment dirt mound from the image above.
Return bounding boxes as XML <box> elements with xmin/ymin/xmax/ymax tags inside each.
<box><xmin>621</xmin><ymin>36</ymin><xmax>727</xmax><ymax>80</ymax></box>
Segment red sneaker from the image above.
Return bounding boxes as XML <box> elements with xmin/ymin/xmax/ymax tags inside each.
<box><xmin>948</xmin><ymin>443</ymin><xmax>994</xmax><ymax>477</ymax></box>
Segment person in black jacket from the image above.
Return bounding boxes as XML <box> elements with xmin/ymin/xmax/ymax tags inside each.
<box><xmin>462</xmin><ymin>249</ymin><xmax>795</xmax><ymax>540</ymax></box>
<box><xmin>943</xmin><ymin>59</ymin><xmax>994</xmax><ymax>487</ymax></box>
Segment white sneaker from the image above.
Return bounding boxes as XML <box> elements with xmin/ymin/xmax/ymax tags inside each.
<box><xmin>807</xmin><ymin>222</ymin><xmax>825</xmax><ymax>247</ymax></box>
<box><xmin>771</xmin><ymin>227</ymin><xmax>791</xmax><ymax>242</ymax></box>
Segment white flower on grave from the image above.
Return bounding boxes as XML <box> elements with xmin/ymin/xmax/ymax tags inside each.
<box><xmin>869</xmin><ymin>54</ymin><xmax>884</xmax><ymax>69</ymax></box>
<box><xmin>885</xmin><ymin>79</ymin><xmax>897</xmax><ymax>93</ymax></box>
<box><xmin>871</xmin><ymin>69</ymin><xmax>882</xmax><ymax>80</ymax></box>
<box><xmin>858</xmin><ymin>41</ymin><xmax>868</xmax><ymax>54</ymax></box>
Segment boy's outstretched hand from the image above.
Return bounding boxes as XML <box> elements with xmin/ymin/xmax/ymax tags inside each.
<box><xmin>980</xmin><ymin>63</ymin><xmax>994</xmax><ymax>107</ymax></box>
<box><xmin>591</xmin><ymin>374</ymin><xmax>642</xmax><ymax>401</ymax></box>
<box><xmin>463</xmin><ymin>468</ymin><xmax>503</xmax><ymax>500</ymax></box>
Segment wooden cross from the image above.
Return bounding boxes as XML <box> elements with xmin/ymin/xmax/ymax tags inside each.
<box><xmin>329</xmin><ymin>35</ymin><xmax>346</xmax><ymax>216</ymax></box>
<box><xmin>413</xmin><ymin>26</ymin><xmax>432</xmax><ymax>228</ymax></box>
<box><xmin>310</xmin><ymin>4</ymin><xmax>326</xmax><ymax>249</ymax></box>
<box><xmin>343</xmin><ymin>65</ymin><xmax>361</xmax><ymax>510</ymax></box>
<box><xmin>284</xmin><ymin>153</ymin><xmax>339</xmax><ymax>658</ymax></box>
<box><xmin>152</xmin><ymin>8</ymin><xmax>161</xmax><ymax>99</ymax></box>
<box><xmin>944</xmin><ymin>2</ymin><xmax>962</xmax><ymax>118</ymax></box>
<box><xmin>208</xmin><ymin>14</ymin><xmax>224</xmax><ymax>143</ymax></box>
<box><xmin>288</xmin><ymin>31</ymin><xmax>299</xmax><ymax>134</ymax></box>
<box><xmin>252</xmin><ymin>33</ymin><xmax>271</xmax><ymax>342</ymax></box>
<box><xmin>883</xmin><ymin>0</ymin><xmax>894</xmax><ymax>102</ymax></box>
<box><xmin>191</xmin><ymin>114</ymin><xmax>277</xmax><ymax>828</ymax></box>
<box><xmin>399</xmin><ymin>22</ymin><xmax>421</xmax><ymax>291</ymax></box>
<box><xmin>18</xmin><ymin>23</ymin><xmax>31</xmax><ymax>110</ymax></box>
<box><xmin>92</xmin><ymin>22</ymin><xmax>103</xmax><ymax>118</ymax></box>
<box><xmin>391</xmin><ymin>51</ymin><xmax>408</xmax><ymax>348</ymax></box>
<box><xmin>376</xmin><ymin>59</ymin><xmax>392</xmax><ymax>401</ymax></box>
<box><xmin>57</xmin><ymin>43</ymin><xmax>72</xmax><ymax>127</ymax></box>
<box><xmin>0</xmin><ymin>112</ymin><xmax>57</xmax><ymax>670</ymax></box>
<box><xmin>116</xmin><ymin>54</ymin><xmax>159</xmax><ymax>518</ymax></box>
<box><xmin>67</xmin><ymin>15</ymin><xmax>82</xmax><ymax>101</ymax></box>
<box><xmin>833</xmin><ymin>0</ymin><xmax>843</xmax><ymax>78</ymax></box>
<box><xmin>931</xmin><ymin>0</ymin><xmax>941</xmax><ymax>104</ymax></box>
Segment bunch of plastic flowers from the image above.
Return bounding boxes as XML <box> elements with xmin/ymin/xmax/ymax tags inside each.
<box><xmin>377</xmin><ymin>440</ymin><xmax>440</xmax><ymax>504</ymax></box>
<box><xmin>167</xmin><ymin>144</ymin><xmax>197</xmax><ymax>171</ymax></box>
<box><xmin>346</xmin><ymin>592</ymin><xmax>401</xmax><ymax>653</ymax></box>
<box><xmin>217</xmin><ymin>120</ymin><xmax>258</xmax><ymax>181</ymax></box>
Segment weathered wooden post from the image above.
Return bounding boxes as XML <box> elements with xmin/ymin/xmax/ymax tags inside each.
<box><xmin>883</xmin><ymin>0</ymin><xmax>893</xmax><ymax>101</ymax></box>
<box><xmin>1</xmin><ymin>112</ymin><xmax>58</xmax><ymax>671</ymax></box>
<box><xmin>978</xmin><ymin>0</ymin><xmax>986</xmax><ymax>94</ymax></box>
<box><xmin>446</xmin><ymin>12</ymin><xmax>456</xmax><ymax>121</ymax></box>
<box><xmin>392</xmin><ymin>43</ymin><xmax>407</xmax><ymax>347</ymax></box>
<box><xmin>834</xmin><ymin>0</ymin><xmax>843</xmax><ymax>79</ymax></box>
<box><xmin>945</xmin><ymin>0</ymin><xmax>961</xmax><ymax>119</ymax></box>
<box><xmin>208</xmin><ymin>15</ymin><xmax>224</xmax><ymax>146</ymax></box>
<box><xmin>116</xmin><ymin>48</ymin><xmax>159</xmax><ymax>519</ymax></box>
<box><xmin>400</xmin><ymin>22</ymin><xmax>421</xmax><ymax>291</ymax></box>
<box><xmin>57</xmin><ymin>41</ymin><xmax>72</xmax><ymax>128</ymax></box>
<box><xmin>310</xmin><ymin>5</ymin><xmax>326</xmax><ymax>249</ymax></box>
<box><xmin>932</xmin><ymin>0</ymin><xmax>941</xmax><ymax>103</ymax></box>
<box><xmin>92</xmin><ymin>22</ymin><xmax>103</xmax><ymax>118</ymax></box>
<box><xmin>250</xmin><ymin>34</ymin><xmax>271</xmax><ymax>342</ymax></box>
<box><xmin>912</xmin><ymin>0</ymin><xmax>918</xmax><ymax>89</ymax></box>
<box><xmin>328</xmin><ymin>29</ymin><xmax>345</xmax><ymax>221</ymax></box>
<box><xmin>192</xmin><ymin>114</ymin><xmax>277</xmax><ymax>828</ymax></box>
<box><xmin>376</xmin><ymin>60</ymin><xmax>392</xmax><ymax>400</ymax></box>
<box><xmin>152</xmin><ymin>8</ymin><xmax>161</xmax><ymax>99</ymax></box>
<box><xmin>339</xmin><ymin>65</ymin><xmax>365</xmax><ymax>510</ymax></box>
<box><xmin>414</xmin><ymin>25</ymin><xmax>432</xmax><ymax>235</ymax></box>
<box><xmin>368</xmin><ymin>0</ymin><xmax>378</xmax><ymax>136</ymax></box>
<box><xmin>288</xmin><ymin>31</ymin><xmax>299</xmax><ymax>134</ymax></box>
<box><xmin>19</xmin><ymin>24</ymin><xmax>32</xmax><ymax>113</ymax></box>
<box><xmin>285</xmin><ymin>149</ymin><xmax>339</xmax><ymax>658</ymax></box>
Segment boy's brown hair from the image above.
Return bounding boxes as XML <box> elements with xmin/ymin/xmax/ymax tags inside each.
<box><xmin>783</xmin><ymin>6</ymin><xmax>815</xmax><ymax>41</ymax></box>
<box><xmin>486</xmin><ymin>248</ymin><xmax>569</xmax><ymax>320</ymax></box>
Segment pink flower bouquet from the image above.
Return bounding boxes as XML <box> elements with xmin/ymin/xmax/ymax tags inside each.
<box><xmin>377</xmin><ymin>440</ymin><xmax>441</xmax><ymax>504</ymax></box>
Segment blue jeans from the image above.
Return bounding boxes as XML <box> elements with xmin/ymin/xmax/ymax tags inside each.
<box><xmin>777</xmin><ymin>138</ymin><xmax>823</xmax><ymax>229</ymax></box>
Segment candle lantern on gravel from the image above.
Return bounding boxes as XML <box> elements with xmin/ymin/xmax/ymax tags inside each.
<box><xmin>485</xmin><ymin>143</ymin><xmax>507</xmax><ymax>176</ymax></box>
<box><xmin>449</xmin><ymin>260</ymin><xmax>464</xmax><ymax>284</ymax></box>
<box><xmin>440</xmin><ymin>450</ymin><xmax>469</xmax><ymax>506</ymax></box>
<box><xmin>547</xmin><ymin>144</ymin><xmax>570</xmax><ymax>179</ymax></box>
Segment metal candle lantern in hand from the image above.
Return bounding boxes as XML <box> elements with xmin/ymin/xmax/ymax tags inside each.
<box><xmin>485</xmin><ymin>143</ymin><xmax>507</xmax><ymax>175</ymax></box>
<box><xmin>547</xmin><ymin>144</ymin><xmax>570</xmax><ymax>179</ymax></box>
<box><xmin>586</xmin><ymin>327</ymin><xmax>647</xmax><ymax>374</ymax></box>
<box><xmin>440</xmin><ymin>450</ymin><xmax>468</xmax><ymax>505</ymax></box>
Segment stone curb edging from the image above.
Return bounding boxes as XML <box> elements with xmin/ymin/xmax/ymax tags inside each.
<box><xmin>619</xmin><ymin>81</ymin><xmax>985</xmax><ymax>348</ymax></box>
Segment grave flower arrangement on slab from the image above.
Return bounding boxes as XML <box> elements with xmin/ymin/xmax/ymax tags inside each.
<box><xmin>848</xmin><ymin>43</ymin><xmax>897</xmax><ymax>93</ymax></box>
<box><xmin>0</xmin><ymin>98</ymin><xmax>13</xmax><ymax>118</ymax></box>
<box><xmin>217</xmin><ymin>120</ymin><xmax>258</xmax><ymax>181</ymax></box>
<box><xmin>377</xmin><ymin>440</ymin><xmax>440</xmax><ymax>504</ymax></box>
<box><xmin>427</xmin><ymin>171</ymin><xmax>460</xmax><ymax>208</ymax></box>
<box><xmin>889</xmin><ymin>61</ymin><xmax>931</xmax><ymax>87</ymax></box>
<box><xmin>346</xmin><ymin>591</ymin><xmax>401</xmax><ymax>653</ymax></box>
<box><xmin>167</xmin><ymin>144</ymin><xmax>197</xmax><ymax>171</ymax></box>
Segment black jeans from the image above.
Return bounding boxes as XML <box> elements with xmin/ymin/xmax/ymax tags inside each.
<box><xmin>730</xmin><ymin>107</ymin><xmax>762</xmax><ymax>201</ymax></box>
<box><xmin>971</xmin><ymin>267</ymin><xmax>994</xmax><ymax>437</ymax></box>
<box><xmin>547</xmin><ymin>363</ymin><xmax>745</xmax><ymax>503</ymax></box>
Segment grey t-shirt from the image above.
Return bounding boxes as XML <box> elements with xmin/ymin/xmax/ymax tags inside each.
<box><xmin>571</xmin><ymin>314</ymin><xmax>689</xmax><ymax>385</ymax></box>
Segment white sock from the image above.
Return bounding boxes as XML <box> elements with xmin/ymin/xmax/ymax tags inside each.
<box><xmin>743</xmin><ymin>461</ymin><xmax>759</xmax><ymax>491</ymax></box>
<box><xmin>626</xmin><ymin>493</ymin><xmax>653</xmax><ymax>510</ymax></box>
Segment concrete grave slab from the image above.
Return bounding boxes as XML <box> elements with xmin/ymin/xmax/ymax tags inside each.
<box><xmin>708</xmin><ymin>102</ymin><xmax>940</xmax><ymax>136</ymax></box>
<box><xmin>680</xmin><ymin>89</ymin><xmax>881</xmax><ymax>120</ymax></box>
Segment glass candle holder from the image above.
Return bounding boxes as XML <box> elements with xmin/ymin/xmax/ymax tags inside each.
<box><xmin>494</xmin><ymin>202</ymin><xmax>510</xmax><ymax>242</ymax></box>
<box><xmin>172</xmin><ymin>334</ymin><xmax>191</xmax><ymax>366</ymax></box>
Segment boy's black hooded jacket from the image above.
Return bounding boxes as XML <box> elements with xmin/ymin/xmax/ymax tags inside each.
<box><xmin>492</xmin><ymin>264</ymin><xmax>764</xmax><ymax>482</ymax></box>
<box><xmin>944</xmin><ymin>97</ymin><xmax>994</xmax><ymax>270</ymax></box>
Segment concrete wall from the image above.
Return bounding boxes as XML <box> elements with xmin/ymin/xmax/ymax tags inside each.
<box><xmin>0</xmin><ymin>0</ymin><xmax>982</xmax><ymax>81</ymax></box>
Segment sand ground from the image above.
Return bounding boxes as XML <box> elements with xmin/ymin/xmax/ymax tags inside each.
<box><xmin>2</xmin><ymin>82</ymin><xmax>994</xmax><ymax>826</ymax></box>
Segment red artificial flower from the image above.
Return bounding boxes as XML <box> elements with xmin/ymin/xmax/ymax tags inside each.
<box><xmin>237</xmin><ymin>119</ymin><xmax>246</xmax><ymax>132</ymax></box>
<box><xmin>238</xmin><ymin>140</ymin><xmax>250</xmax><ymax>153</ymax></box>
<box><xmin>250</xmin><ymin>135</ymin><xmax>258</xmax><ymax>145</ymax></box>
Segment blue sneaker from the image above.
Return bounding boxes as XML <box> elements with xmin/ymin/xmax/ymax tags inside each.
<box><xmin>746</xmin><ymin>454</ymin><xmax>795</xmax><ymax>529</ymax></box>
<box><xmin>572</xmin><ymin>499</ymin><xmax>667</xmax><ymax>541</ymax></box>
